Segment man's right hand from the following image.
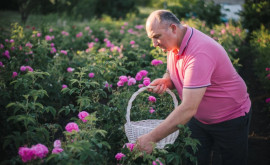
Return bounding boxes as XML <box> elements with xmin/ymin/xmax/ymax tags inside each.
<box><xmin>148</xmin><ymin>78</ymin><xmax>174</xmax><ymax>94</ymax></box>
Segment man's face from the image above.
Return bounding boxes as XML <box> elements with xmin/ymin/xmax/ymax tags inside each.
<box><xmin>146</xmin><ymin>20</ymin><xmax>175</xmax><ymax>52</ymax></box>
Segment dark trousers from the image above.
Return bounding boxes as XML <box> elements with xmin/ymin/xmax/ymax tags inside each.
<box><xmin>187</xmin><ymin>110</ymin><xmax>252</xmax><ymax>165</ymax></box>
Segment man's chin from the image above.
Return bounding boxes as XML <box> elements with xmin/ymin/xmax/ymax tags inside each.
<box><xmin>161</xmin><ymin>48</ymin><xmax>167</xmax><ymax>52</ymax></box>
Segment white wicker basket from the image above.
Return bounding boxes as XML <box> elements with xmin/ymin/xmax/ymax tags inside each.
<box><xmin>125</xmin><ymin>86</ymin><xmax>179</xmax><ymax>149</ymax></box>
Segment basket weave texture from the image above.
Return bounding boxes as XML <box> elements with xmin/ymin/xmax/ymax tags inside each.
<box><xmin>125</xmin><ymin>86</ymin><xmax>179</xmax><ymax>149</ymax></box>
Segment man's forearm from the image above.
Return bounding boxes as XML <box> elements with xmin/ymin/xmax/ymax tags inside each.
<box><xmin>148</xmin><ymin>103</ymin><xmax>196</xmax><ymax>142</ymax></box>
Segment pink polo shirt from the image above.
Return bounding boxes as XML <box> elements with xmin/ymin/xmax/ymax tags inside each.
<box><xmin>167</xmin><ymin>26</ymin><xmax>251</xmax><ymax>124</ymax></box>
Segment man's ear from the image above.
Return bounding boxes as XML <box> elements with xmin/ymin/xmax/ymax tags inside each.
<box><xmin>170</xmin><ymin>24</ymin><xmax>177</xmax><ymax>33</ymax></box>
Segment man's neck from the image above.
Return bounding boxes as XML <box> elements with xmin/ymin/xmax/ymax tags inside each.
<box><xmin>176</xmin><ymin>26</ymin><xmax>187</xmax><ymax>52</ymax></box>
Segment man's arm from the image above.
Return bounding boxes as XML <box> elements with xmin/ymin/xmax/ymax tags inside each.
<box><xmin>137</xmin><ymin>87</ymin><xmax>206</xmax><ymax>153</ymax></box>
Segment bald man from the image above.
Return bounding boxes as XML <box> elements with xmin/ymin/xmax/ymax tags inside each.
<box><xmin>136</xmin><ymin>10</ymin><xmax>251</xmax><ymax>165</ymax></box>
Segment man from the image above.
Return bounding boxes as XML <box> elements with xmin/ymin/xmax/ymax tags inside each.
<box><xmin>136</xmin><ymin>10</ymin><xmax>251</xmax><ymax>165</ymax></box>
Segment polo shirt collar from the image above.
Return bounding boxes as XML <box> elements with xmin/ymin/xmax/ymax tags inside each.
<box><xmin>177</xmin><ymin>26</ymin><xmax>193</xmax><ymax>56</ymax></box>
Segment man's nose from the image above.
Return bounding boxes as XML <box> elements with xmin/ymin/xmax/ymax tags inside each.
<box><xmin>152</xmin><ymin>39</ymin><xmax>158</xmax><ymax>47</ymax></box>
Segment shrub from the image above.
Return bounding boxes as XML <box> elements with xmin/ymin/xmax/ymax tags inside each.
<box><xmin>168</xmin><ymin>0</ymin><xmax>222</xmax><ymax>27</ymax></box>
<box><xmin>239</xmin><ymin>0</ymin><xmax>270</xmax><ymax>33</ymax></box>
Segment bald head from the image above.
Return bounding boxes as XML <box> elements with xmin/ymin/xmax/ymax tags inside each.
<box><xmin>146</xmin><ymin>10</ymin><xmax>181</xmax><ymax>29</ymax></box>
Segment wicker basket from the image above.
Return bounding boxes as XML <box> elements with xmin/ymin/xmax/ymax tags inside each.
<box><xmin>125</xmin><ymin>86</ymin><xmax>179</xmax><ymax>149</ymax></box>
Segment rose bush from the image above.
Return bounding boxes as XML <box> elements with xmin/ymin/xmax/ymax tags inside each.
<box><xmin>0</xmin><ymin>9</ymin><xmax>266</xmax><ymax>164</ymax></box>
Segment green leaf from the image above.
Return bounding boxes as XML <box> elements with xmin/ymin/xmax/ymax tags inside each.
<box><xmin>6</xmin><ymin>102</ymin><xmax>16</xmax><ymax>108</ymax></box>
<box><xmin>45</xmin><ymin>106</ymin><xmax>56</xmax><ymax>118</ymax></box>
<box><xmin>34</xmin><ymin>103</ymin><xmax>44</xmax><ymax>109</ymax></box>
<box><xmin>89</xmin><ymin>81</ymin><xmax>100</xmax><ymax>88</ymax></box>
<box><xmin>70</xmin><ymin>79</ymin><xmax>79</xmax><ymax>85</ymax></box>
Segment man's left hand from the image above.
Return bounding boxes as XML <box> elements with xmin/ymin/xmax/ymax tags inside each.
<box><xmin>136</xmin><ymin>133</ymin><xmax>155</xmax><ymax>154</ymax></box>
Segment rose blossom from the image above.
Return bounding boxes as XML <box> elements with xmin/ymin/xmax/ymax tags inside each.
<box><xmin>130</xmin><ymin>40</ymin><xmax>135</xmax><ymax>45</ymax></box>
<box><xmin>148</xmin><ymin>96</ymin><xmax>156</xmax><ymax>103</ymax></box>
<box><xmin>149</xmin><ymin>107</ymin><xmax>155</xmax><ymax>114</ymax></box>
<box><xmin>31</xmin><ymin>144</ymin><xmax>49</xmax><ymax>159</ymax></box>
<box><xmin>53</xmin><ymin>140</ymin><xmax>61</xmax><ymax>148</ymax></box>
<box><xmin>143</xmin><ymin>79</ymin><xmax>151</xmax><ymax>86</ymax></box>
<box><xmin>127</xmin><ymin>78</ymin><xmax>136</xmax><ymax>86</ymax></box>
<box><xmin>60</xmin><ymin>50</ymin><xmax>67</xmax><ymax>55</ymax></box>
<box><xmin>152</xmin><ymin>159</ymin><xmax>163</xmax><ymax>165</ymax></box>
<box><xmin>88</xmin><ymin>72</ymin><xmax>95</xmax><ymax>78</ymax></box>
<box><xmin>12</xmin><ymin>72</ymin><xmax>18</xmax><ymax>78</ymax></box>
<box><xmin>135</xmin><ymin>73</ymin><xmax>142</xmax><ymax>81</ymax></box>
<box><xmin>62</xmin><ymin>84</ymin><xmax>68</xmax><ymax>89</ymax></box>
<box><xmin>115</xmin><ymin>153</ymin><xmax>125</xmax><ymax>161</ymax></box>
<box><xmin>119</xmin><ymin>75</ymin><xmax>128</xmax><ymax>82</ymax></box>
<box><xmin>78</xmin><ymin>111</ymin><xmax>89</xmax><ymax>122</ymax></box>
<box><xmin>18</xmin><ymin>147</ymin><xmax>34</xmax><ymax>163</ymax></box>
<box><xmin>117</xmin><ymin>80</ymin><xmax>124</xmax><ymax>87</ymax></box>
<box><xmin>67</xmin><ymin>67</ymin><xmax>74</xmax><ymax>72</ymax></box>
<box><xmin>52</xmin><ymin>147</ymin><xmax>63</xmax><ymax>154</ymax></box>
<box><xmin>123</xmin><ymin>143</ymin><xmax>135</xmax><ymax>151</ymax></box>
<box><xmin>65</xmin><ymin>122</ymin><xmax>79</xmax><ymax>132</ymax></box>
<box><xmin>151</xmin><ymin>59</ymin><xmax>163</xmax><ymax>66</ymax></box>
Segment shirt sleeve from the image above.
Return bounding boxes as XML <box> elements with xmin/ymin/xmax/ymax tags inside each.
<box><xmin>183</xmin><ymin>53</ymin><xmax>216</xmax><ymax>88</ymax></box>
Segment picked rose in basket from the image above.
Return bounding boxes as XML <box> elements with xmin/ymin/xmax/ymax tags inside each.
<box><xmin>124</xmin><ymin>86</ymin><xmax>179</xmax><ymax>149</ymax></box>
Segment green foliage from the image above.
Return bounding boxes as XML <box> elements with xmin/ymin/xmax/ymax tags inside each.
<box><xmin>0</xmin><ymin>7</ymin><xmax>266</xmax><ymax>164</ymax></box>
<box><xmin>45</xmin><ymin>112</ymin><xmax>111</xmax><ymax>164</ymax></box>
<box><xmin>4</xmin><ymin>71</ymin><xmax>55</xmax><ymax>154</ymax></box>
<box><xmin>164</xmin><ymin>125</ymin><xmax>199</xmax><ymax>164</ymax></box>
<box><xmin>239</xmin><ymin>0</ymin><xmax>270</xmax><ymax>33</ymax></box>
<box><xmin>250</xmin><ymin>25</ymin><xmax>270</xmax><ymax>92</ymax></box>
<box><xmin>116</xmin><ymin>125</ymin><xmax>198</xmax><ymax>164</ymax></box>
<box><xmin>168</xmin><ymin>0</ymin><xmax>222</xmax><ymax>27</ymax></box>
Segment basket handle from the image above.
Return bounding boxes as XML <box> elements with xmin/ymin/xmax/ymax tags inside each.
<box><xmin>126</xmin><ymin>86</ymin><xmax>179</xmax><ymax>124</ymax></box>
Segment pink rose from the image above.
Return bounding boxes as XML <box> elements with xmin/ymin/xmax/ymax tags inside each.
<box><xmin>45</xmin><ymin>35</ymin><xmax>52</xmax><ymax>41</ymax></box>
<box><xmin>20</xmin><ymin>66</ymin><xmax>26</xmax><ymax>72</ymax></box>
<box><xmin>65</xmin><ymin>122</ymin><xmax>79</xmax><ymax>133</ymax></box>
<box><xmin>115</xmin><ymin>153</ymin><xmax>125</xmax><ymax>161</ymax></box>
<box><xmin>119</xmin><ymin>75</ymin><xmax>128</xmax><ymax>82</ymax></box>
<box><xmin>67</xmin><ymin>67</ymin><xmax>74</xmax><ymax>72</ymax></box>
<box><xmin>143</xmin><ymin>79</ymin><xmax>150</xmax><ymax>86</ymax></box>
<box><xmin>62</xmin><ymin>84</ymin><xmax>68</xmax><ymax>89</ymax></box>
<box><xmin>127</xmin><ymin>78</ymin><xmax>136</xmax><ymax>86</ymax></box>
<box><xmin>31</xmin><ymin>144</ymin><xmax>49</xmax><ymax>159</ymax></box>
<box><xmin>25</xmin><ymin>66</ymin><xmax>33</xmax><ymax>72</ymax></box>
<box><xmin>12</xmin><ymin>72</ymin><xmax>18</xmax><ymax>78</ymax></box>
<box><xmin>148</xmin><ymin>96</ymin><xmax>156</xmax><ymax>103</ymax></box>
<box><xmin>60</xmin><ymin>50</ymin><xmax>67</xmax><ymax>55</ymax></box>
<box><xmin>130</xmin><ymin>40</ymin><xmax>135</xmax><ymax>45</ymax></box>
<box><xmin>76</xmin><ymin>32</ymin><xmax>83</xmax><ymax>38</ymax></box>
<box><xmin>138</xmin><ymin>84</ymin><xmax>144</xmax><ymax>88</ymax></box>
<box><xmin>88</xmin><ymin>72</ymin><xmax>95</xmax><ymax>78</ymax></box>
<box><xmin>52</xmin><ymin>147</ymin><xmax>63</xmax><ymax>154</ymax></box>
<box><xmin>149</xmin><ymin>107</ymin><xmax>155</xmax><ymax>114</ymax></box>
<box><xmin>139</xmin><ymin>70</ymin><xmax>148</xmax><ymax>77</ymax></box>
<box><xmin>151</xmin><ymin>59</ymin><xmax>163</xmax><ymax>66</ymax></box>
<box><xmin>53</xmin><ymin>140</ymin><xmax>61</xmax><ymax>148</ymax></box>
<box><xmin>135</xmin><ymin>73</ymin><xmax>142</xmax><ymax>81</ymax></box>
<box><xmin>152</xmin><ymin>159</ymin><xmax>163</xmax><ymax>165</ymax></box>
<box><xmin>18</xmin><ymin>147</ymin><xmax>35</xmax><ymax>163</ymax></box>
<box><xmin>78</xmin><ymin>111</ymin><xmax>89</xmax><ymax>122</ymax></box>
<box><xmin>123</xmin><ymin>143</ymin><xmax>135</xmax><ymax>151</ymax></box>
<box><xmin>117</xmin><ymin>80</ymin><xmax>124</xmax><ymax>87</ymax></box>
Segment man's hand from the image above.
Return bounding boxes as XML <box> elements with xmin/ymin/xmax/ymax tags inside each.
<box><xmin>148</xmin><ymin>78</ymin><xmax>174</xmax><ymax>94</ymax></box>
<box><xmin>136</xmin><ymin>133</ymin><xmax>156</xmax><ymax>154</ymax></box>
